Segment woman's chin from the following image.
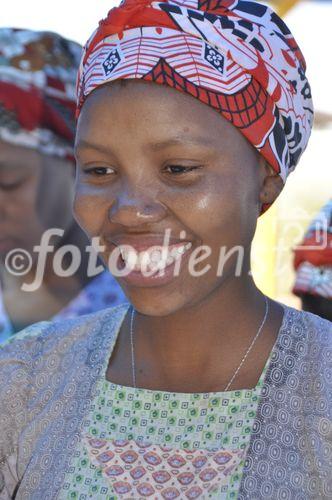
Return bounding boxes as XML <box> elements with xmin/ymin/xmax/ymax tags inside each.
<box><xmin>121</xmin><ymin>287</ymin><xmax>190</xmax><ymax>317</ymax></box>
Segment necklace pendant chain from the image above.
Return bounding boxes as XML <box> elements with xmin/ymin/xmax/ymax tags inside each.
<box><xmin>130</xmin><ymin>296</ymin><xmax>269</xmax><ymax>392</ymax></box>
<box><xmin>223</xmin><ymin>296</ymin><xmax>269</xmax><ymax>391</ymax></box>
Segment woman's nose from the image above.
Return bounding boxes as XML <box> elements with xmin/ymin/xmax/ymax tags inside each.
<box><xmin>108</xmin><ymin>192</ymin><xmax>167</xmax><ymax>227</ymax></box>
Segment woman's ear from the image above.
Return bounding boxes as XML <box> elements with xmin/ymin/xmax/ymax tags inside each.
<box><xmin>258</xmin><ymin>158</ymin><xmax>284</xmax><ymax>207</ymax></box>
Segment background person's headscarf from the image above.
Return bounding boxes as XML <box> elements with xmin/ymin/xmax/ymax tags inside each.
<box><xmin>293</xmin><ymin>200</ymin><xmax>332</xmax><ymax>299</ymax></box>
<box><xmin>0</xmin><ymin>28</ymin><xmax>81</xmax><ymax>160</ymax></box>
<box><xmin>77</xmin><ymin>0</ymin><xmax>313</xmax><ymax>187</ymax></box>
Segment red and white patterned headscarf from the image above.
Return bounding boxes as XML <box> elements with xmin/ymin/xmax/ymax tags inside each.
<box><xmin>0</xmin><ymin>29</ymin><xmax>81</xmax><ymax>160</ymax></box>
<box><xmin>77</xmin><ymin>0</ymin><xmax>313</xmax><ymax>183</ymax></box>
<box><xmin>293</xmin><ymin>200</ymin><xmax>332</xmax><ymax>299</ymax></box>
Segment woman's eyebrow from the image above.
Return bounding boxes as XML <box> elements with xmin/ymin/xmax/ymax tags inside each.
<box><xmin>74</xmin><ymin>140</ymin><xmax>113</xmax><ymax>157</ymax></box>
<box><xmin>148</xmin><ymin>136</ymin><xmax>215</xmax><ymax>152</ymax></box>
<box><xmin>75</xmin><ymin>136</ymin><xmax>216</xmax><ymax>157</ymax></box>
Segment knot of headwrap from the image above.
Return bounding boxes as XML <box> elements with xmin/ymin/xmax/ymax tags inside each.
<box><xmin>293</xmin><ymin>200</ymin><xmax>332</xmax><ymax>299</ymax></box>
<box><xmin>77</xmin><ymin>0</ymin><xmax>313</xmax><ymax>183</ymax></box>
<box><xmin>0</xmin><ymin>28</ymin><xmax>81</xmax><ymax>160</ymax></box>
<box><xmin>85</xmin><ymin>0</ymin><xmax>175</xmax><ymax>61</ymax></box>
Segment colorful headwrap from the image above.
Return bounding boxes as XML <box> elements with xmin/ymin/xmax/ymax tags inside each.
<box><xmin>293</xmin><ymin>200</ymin><xmax>332</xmax><ymax>299</ymax></box>
<box><xmin>77</xmin><ymin>0</ymin><xmax>313</xmax><ymax>183</ymax></box>
<box><xmin>0</xmin><ymin>28</ymin><xmax>81</xmax><ymax>160</ymax></box>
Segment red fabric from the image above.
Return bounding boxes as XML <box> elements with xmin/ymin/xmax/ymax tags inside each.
<box><xmin>294</xmin><ymin>234</ymin><xmax>332</xmax><ymax>269</ymax></box>
<box><xmin>0</xmin><ymin>28</ymin><xmax>81</xmax><ymax>159</ymax></box>
<box><xmin>0</xmin><ymin>82</ymin><xmax>75</xmax><ymax>142</ymax></box>
<box><xmin>85</xmin><ymin>1</ymin><xmax>175</xmax><ymax>64</ymax></box>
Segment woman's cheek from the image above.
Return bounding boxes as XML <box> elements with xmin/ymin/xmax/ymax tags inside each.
<box><xmin>73</xmin><ymin>188</ymin><xmax>109</xmax><ymax>237</ymax></box>
<box><xmin>187</xmin><ymin>178</ymin><xmax>241</xmax><ymax>229</ymax></box>
<box><xmin>192</xmin><ymin>179</ymin><xmax>255</xmax><ymax>253</ymax></box>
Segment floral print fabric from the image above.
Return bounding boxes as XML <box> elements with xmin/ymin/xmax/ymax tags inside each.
<box><xmin>61</xmin><ymin>351</ymin><xmax>269</xmax><ymax>499</ymax></box>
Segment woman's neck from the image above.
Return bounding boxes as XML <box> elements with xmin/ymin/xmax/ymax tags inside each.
<box><xmin>108</xmin><ymin>275</ymin><xmax>284</xmax><ymax>392</ymax></box>
<box><xmin>136</xmin><ymin>277</ymin><xmax>264</xmax><ymax>371</ymax></box>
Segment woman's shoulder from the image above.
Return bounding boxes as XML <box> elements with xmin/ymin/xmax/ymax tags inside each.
<box><xmin>282</xmin><ymin>304</ymin><xmax>332</xmax><ymax>342</ymax></box>
<box><xmin>0</xmin><ymin>303</ymin><xmax>129</xmax><ymax>432</ymax></box>
<box><xmin>0</xmin><ymin>303</ymin><xmax>129</xmax><ymax>476</ymax></box>
<box><xmin>0</xmin><ymin>302</ymin><xmax>129</xmax><ymax>365</ymax></box>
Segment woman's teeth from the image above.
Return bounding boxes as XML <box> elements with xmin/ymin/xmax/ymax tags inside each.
<box><xmin>119</xmin><ymin>244</ymin><xmax>192</xmax><ymax>272</ymax></box>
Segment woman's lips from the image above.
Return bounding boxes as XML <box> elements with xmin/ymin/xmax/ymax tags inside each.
<box><xmin>109</xmin><ymin>234</ymin><xmax>190</xmax><ymax>252</ymax></box>
<box><xmin>118</xmin><ymin>242</ymin><xmax>192</xmax><ymax>272</ymax></box>
<box><xmin>105</xmin><ymin>240</ymin><xmax>194</xmax><ymax>288</ymax></box>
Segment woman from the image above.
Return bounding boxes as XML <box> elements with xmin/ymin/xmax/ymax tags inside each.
<box><xmin>0</xmin><ymin>1</ymin><xmax>331</xmax><ymax>498</ymax></box>
<box><xmin>293</xmin><ymin>199</ymin><xmax>332</xmax><ymax>321</ymax></box>
<box><xmin>0</xmin><ymin>29</ymin><xmax>126</xmax><ymax>341</ymax></box>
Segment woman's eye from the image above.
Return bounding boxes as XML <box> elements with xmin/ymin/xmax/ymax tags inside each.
<box><xmin>84</xmin><ymin>166</ymin><xmax>115</xmax><ymax>176</ymax></box>
<box><xmin>0</xmin><ymin>179</ymin><xmax>25</xmax><ymax>190</ymax></box>
<box><xmin>164</xmin><ymin>165</ymin><xmax>201</xmax><ymax>175</ymax></box>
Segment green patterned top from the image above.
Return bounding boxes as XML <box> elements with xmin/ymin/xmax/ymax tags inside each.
<box><xmin>61</xmin><ymin>349</ymin><xmax>271</xmax><ymax>500</ymax></box>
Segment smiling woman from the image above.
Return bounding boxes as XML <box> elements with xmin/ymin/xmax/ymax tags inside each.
<box><xmin>74</xmin><ymin>80</ymin><xmax>270</xmax><ymax>315</ymax></box>
<box><xmin>0</xmin><ymin>1</ymin><xmax>331</xmax><ymax>499</ymax></box>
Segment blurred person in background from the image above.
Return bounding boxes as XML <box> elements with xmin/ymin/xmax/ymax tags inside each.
<box><xmin>293</xmin><ymin>199</ymin><xmax>332</xmax><ymax>321</ymax></box>
<box><xmin>0</xmin><ymin>28</ymin><xmax>126</xmax><ymax>341</ymax></box>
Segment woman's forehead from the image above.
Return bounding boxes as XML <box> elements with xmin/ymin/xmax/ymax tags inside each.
<box><xmin>80</xmin><ymin>79</ymin><xmax>206</xmax><ymax>115</ymax></box>
<box><xmin>77</xmin><ymin>80</ymin><xmax>246</xmax><ymax>150</ymax></box>
<box><xmin>0</xmin><ymin>140</ymin><xmax>40</xmax><ymax>166</ymax></box>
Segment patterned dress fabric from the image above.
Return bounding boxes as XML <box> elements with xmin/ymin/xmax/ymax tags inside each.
<box><xmin>0</xmin><ymin>28</ymin><xmax>81</xmax><ymax>160</ymax></box>
<box><xmin>293</xmin><ymin>200</ymin><xmax>332</xmax><ymax>298</ymax></box>
<box><xmin>0</xmin><ymin>304</ymin><xmax>331</xmax><ymax>499</ymax></box>
<box><xmin>77</xmin><ymin>0</ymin><xmax>314</xmax><ymax>184</ymax></box>
<box><xmin>61</xmin><ymin>357</ymin><xmax>269</xmax><ymax>499</ymax></box>
<box><xmin>0</xmin><ymin>271</ymin><xmax>127</xmax><ymax>344</ymax></box>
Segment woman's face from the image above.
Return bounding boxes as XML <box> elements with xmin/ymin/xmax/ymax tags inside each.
<box><xmin>75</xmin><ymin>81</ymin><xmax>268</xmax><ymax>316</ymax></box>
<box><xmin>0</xmin><ymin>140</ymin><xmax>75</xmax><ymax>262</ymax></box>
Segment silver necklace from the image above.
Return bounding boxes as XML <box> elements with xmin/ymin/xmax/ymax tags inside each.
<box><xmin>130</xmin><ymin>296</ymin><xmax>269</xmax><ymax>391</ymax></box>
